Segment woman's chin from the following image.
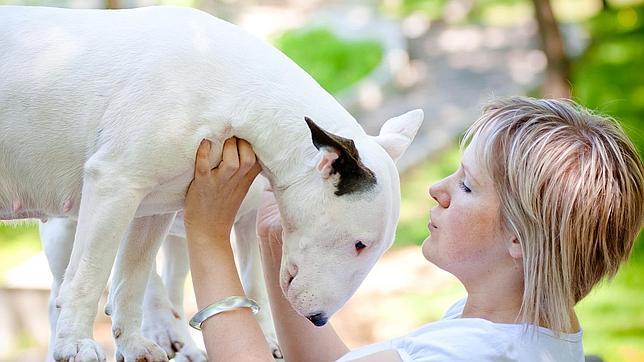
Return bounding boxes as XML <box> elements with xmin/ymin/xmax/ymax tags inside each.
<box><xmin>421</xmin><ymin>235</ymin><xmax>432</xmax><ymax>261</ymax></box>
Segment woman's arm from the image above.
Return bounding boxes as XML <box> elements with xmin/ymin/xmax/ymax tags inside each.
<box><xmin>183</xmin><ymin>138</ymin><xmax>272</xmax><ymax>362</ymax></box>
<box><xmin>255</xmin><ymin>190</ymin><xmax>350</xmax><ymax>361</ymax></box>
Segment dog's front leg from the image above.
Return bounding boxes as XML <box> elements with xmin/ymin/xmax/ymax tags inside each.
<box><xmin>109</xmin><ymin>213</ymin><xmax>176</xmax><ymax>362</ymax></box>
<box><xmin>40</xmin><ymin>218</ymin><xmax>77</xmax><ymax>362</ymax></box>
<box><xmin>233</xmin><ymin>211</ymin><xmax>282</xmax><ymax>359</ymax></box>
<box><xmin>54</xmin><ymin>177</ymin><xmax>150</xmax><ymax>362</ymax></box>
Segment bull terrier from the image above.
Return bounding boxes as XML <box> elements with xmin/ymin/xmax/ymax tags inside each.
<box><xmin>1</xmin><ymin>5</ymin><xmax>423</xmax><ymax>361</ymax></box>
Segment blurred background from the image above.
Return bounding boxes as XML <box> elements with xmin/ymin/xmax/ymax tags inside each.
<box><xmin>0</xmin><ymin>0</ymin><xmax>642</xmax><ymax>361</ymax></box>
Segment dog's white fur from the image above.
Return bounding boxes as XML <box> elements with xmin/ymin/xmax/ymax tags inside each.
<box><xmin>1</xmin><ymin>5</ymin><xmax>423</xmax><ymax>361</ymax></box>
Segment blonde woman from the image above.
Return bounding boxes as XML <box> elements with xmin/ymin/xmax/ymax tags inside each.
<box><xmin>183</xmin><ymin>97</ymin><xmax>643</xmax><ymax>361</ymax></box>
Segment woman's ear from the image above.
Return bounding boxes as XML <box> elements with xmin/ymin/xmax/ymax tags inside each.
<box><xmin>508</xmin><ymin>238</ymin><xmax>523</xmax><ymax>259</ymax></box>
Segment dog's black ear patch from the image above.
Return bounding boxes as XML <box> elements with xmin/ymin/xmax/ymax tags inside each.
<box><xmin>305</xmin><ymin>116</ymin><xmax>377</xmax><ymax>196</ymax></box>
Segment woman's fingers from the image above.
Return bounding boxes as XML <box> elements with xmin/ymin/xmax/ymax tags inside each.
<box><xmin>219</xmin><ymin>137</ymin><xmax>240</xmax><ymax>177</ymax></box>
<box><xmin>194</xmin><ymin>139</ymin><xmax>212</xmax><ymax>178</ymax></box>
<box><xmin>237</xmin><ymin>138</ymin><xmax>257</xmax><ymax>171</ymax></box>
<box><xmin>219</xmin><ymin>137</ymin><xmax>260</xmax><ymax>178</ymax></box>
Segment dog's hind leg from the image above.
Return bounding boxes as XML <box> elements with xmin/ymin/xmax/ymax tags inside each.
<box><xmin>54</xmin><ymin>172</ymin><xmax>154</xmax><ymax>362</ymax></box>
<box><xmin>233</xmin><ymin>211</ymin><xmax>282</xmax><ymax>359</ymax></box>
<box><xmin>108</xmin><ymin>212</ymin><xmax>176</xmax><ymax>362</ymax></box>
<box><xmin>40</xmin><ymin>218</ymin><xmax>76</xmax><ymax>362</ymax></box>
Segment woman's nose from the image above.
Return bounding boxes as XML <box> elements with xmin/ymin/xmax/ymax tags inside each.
<box><xmin>429</xmin><ymin>180</ymin><xmax>450</xmax><ymax>208</ymax></box>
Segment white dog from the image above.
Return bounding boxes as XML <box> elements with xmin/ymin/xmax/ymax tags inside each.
<box><xmin>0</xmin><ymin>5</ymin><xmax>423</xmax><ymax>361</ymax></box>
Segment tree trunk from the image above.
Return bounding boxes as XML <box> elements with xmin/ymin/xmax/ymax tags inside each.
<box><xmin>602</xmin><ymin>0</ymin><xmax>611</xmax><ymax>11</ymax></box>
<box><xmin>532</xmin><ymin>0</ymin><xmax>570</xmax><ymax>98</ymax></box>
<box><xmin>106</xmin><ymin>0</ymin><xmax>119</xmax><ymax>9</ymax></box>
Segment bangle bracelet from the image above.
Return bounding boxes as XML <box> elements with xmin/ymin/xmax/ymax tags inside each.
<box><xmin>189</xmin><ymin>296</ymin><xmax>260</xmax><ymax>331</ymax></box>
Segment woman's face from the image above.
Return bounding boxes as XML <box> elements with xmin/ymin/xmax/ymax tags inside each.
<box><xmin>422</xmin><ymin>139</ymin><xmax>515</xmax><ymax>283</ymax></box>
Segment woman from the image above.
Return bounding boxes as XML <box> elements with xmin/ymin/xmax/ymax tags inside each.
<box><xmin>183</xmin><ymin>97</ymin><xmax>643</xmax><ymax>361</ymax></box>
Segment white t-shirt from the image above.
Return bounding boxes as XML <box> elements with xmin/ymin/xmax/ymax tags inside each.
<box><xmin>336</xmin><ymin>298</ymin><xmax>584</xmax><ymax>362</ymax></box>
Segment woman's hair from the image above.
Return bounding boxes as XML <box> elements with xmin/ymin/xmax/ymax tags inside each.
<box><xmin>462</xmin><ymin>97</ymin><xmax>643</xmax><ymax>333</ymax></box>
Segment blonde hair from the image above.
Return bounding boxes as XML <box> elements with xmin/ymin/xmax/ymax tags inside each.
<box><xmin>462</xmin><ymin>97</ymin><xmax>644</xmax><ymax>333</ymax></box>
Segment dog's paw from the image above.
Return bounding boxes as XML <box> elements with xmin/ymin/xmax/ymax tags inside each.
<box><xmin>53</xmin><ymin>337</ymin><xmax>106</xmax><ymax>362</ymax></box>
<box><xmin>173</xmin><ymin>345</ymin><xmax>208</xmax><ymax>362</ymax></box>
<box><xmin>256</xmin><ymin>314</ymin><xmax>282</xmax><ymax>359</ymax></box>
<box><xmin>266</xmin><ymin>334</ymin><xmax>283</xmax><ymax>359</ymax></box>
<box><xmin>142</xmin><ymin>306</ymin><xmax>186</xmax><ymax>359</ymax></box>
<box><xmin>115</xmin><ymin>334</ymin><xmax>168</xmax><ymax>362</ymax></box>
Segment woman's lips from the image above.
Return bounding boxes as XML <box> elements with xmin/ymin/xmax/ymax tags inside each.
<box><xmin>428</xmin><ymin>210</ymin><xmax>437</xmax><ymax>229</ymax></box>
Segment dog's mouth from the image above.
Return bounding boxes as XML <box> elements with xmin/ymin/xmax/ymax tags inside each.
<box><xmin>280</xmin><ymin>265</ymin><xmax>297</xmax><ymax>296</ymax></box>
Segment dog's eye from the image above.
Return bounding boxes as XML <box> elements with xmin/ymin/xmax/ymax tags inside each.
<box><xmin>355</xmin><ymin>241</ymin><xmax>367</xmax><ymax>254</ymax></box>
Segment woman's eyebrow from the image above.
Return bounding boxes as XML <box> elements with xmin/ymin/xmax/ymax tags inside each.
<box><xmin>461</xmin><ymin>162</ymin><xmax>481</xmax><ymax>186</ymax></box>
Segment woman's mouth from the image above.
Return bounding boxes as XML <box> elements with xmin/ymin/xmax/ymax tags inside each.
<box><xmin>428</xmin><ymin>210</ymin><xmax>437</xmax><ymax>229</ymax></box>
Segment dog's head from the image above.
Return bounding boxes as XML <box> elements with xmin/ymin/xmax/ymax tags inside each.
<box><xmin>275</xmin><ymin>109</ymin><xmax>423</xmax><ymax>326</ymax></box>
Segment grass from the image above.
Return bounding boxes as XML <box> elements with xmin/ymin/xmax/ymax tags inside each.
<box><xmin>272</xmin><ymin>27</ymin><xmax>383</xmax><ymax>95</ymax></box>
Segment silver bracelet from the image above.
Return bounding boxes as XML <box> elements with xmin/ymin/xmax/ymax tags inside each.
<box><xmin>189</xmin><ymin>296</ymin><xmax>260</xmax><ymax>331</ymax></box>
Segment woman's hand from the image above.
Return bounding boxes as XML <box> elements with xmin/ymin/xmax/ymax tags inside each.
<box><xmin>184</xmin><ymin>137</ymin><xmax>262</xmax><ymax>246</ymax></box>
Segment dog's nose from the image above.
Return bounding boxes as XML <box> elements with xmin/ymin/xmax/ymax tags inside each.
<box><xmin>306</xmin><ymin>312</ymin><xmax>328</xmax><ymax>327</ymax></box>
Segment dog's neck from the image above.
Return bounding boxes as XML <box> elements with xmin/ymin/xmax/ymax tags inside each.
<box><xmin>231</xmin><ymin>111</ymin><xmax>363</xmax><ymax>191</ymax></box>
<box><xmin>232</xmin><ymin>118</ymin><xmax>320</xmax><ymax>190</ymax></box>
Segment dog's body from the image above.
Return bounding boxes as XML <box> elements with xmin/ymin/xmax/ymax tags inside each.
<box><xmin>1</xmin><ymin>5</ymin><xmax>423</xmax><ymax>361</ymax></box>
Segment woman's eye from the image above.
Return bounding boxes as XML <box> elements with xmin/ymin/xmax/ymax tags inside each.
<box><xmin>458</xmin><ymin>181</ymin><xmax>472</xmax><ymax>193</ymax></box>
<box><xmin>355</xmin><ymin>241</ymin><xmax>367</xmax><ymax>254</ymax></box>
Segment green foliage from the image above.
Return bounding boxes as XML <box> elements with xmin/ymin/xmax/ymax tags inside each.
<box><xmin>572</xmin><ymin>5</ymin><xmax>644</xmax><ymax>156</ymax></box>
<box><xmin>380</xmin><ymin>0</ymin><xmax>448</xmax><ymax>20</ymax></box>
<box><xmin>0</xmin><ymin>223</ymin><xmax>41</xmax><ymax>277</ymax></box>
<box><xmin>395</xmin><ymin>143</ymin><xmax>462</xmax><ymax>247</ymax></box>
<box><xmin>467</xmin><ymin>0</ymin><xmax>533</xmax><ymax>25</ymax></box>
<box><xmin>272</xmin><ymin>27</ymin><xmax>383</xmax><ymax>95</ymax></box>
<box><xmin>576</xmin><ymin>232</ymin><xmax>644</xmax><ymax>362</ymax></box>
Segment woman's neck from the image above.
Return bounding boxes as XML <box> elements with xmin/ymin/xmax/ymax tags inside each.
<box><xmin>462</xmin><ymin>286</ymin><xmax>581</xmax><ymax>333</ymax></box>
<box><xmin>461</xmin><ymin>288</ymin><xmax>524</xmax><ymax>325</ymax></box>
<box><xmin>459</xmin><ymin>260</ymin><xmax>525</xmax><ymax>324</ymax></box>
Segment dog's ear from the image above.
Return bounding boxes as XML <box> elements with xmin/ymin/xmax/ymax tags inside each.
<box><xmin>373</xmin><ymin>109</ymin><xmax>424</xmax><ymax>162</ymax></box>
<box><xmin>305</xmin><ymin>117</ymin><xmax>377</xmax><ymax>196</ymax></box>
